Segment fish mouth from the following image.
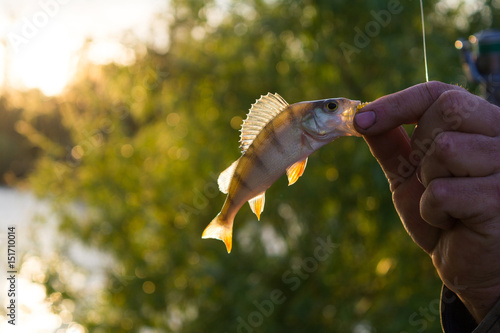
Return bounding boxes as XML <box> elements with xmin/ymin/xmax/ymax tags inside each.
<box><xmin>338</xmin><ymin>100</ymin><xmax>368</xmax><ymax>137</ymax></box>
<box><xmin>341</xmin><ymin>101</ymin><xmax>360</xmax><ymax>126</ymax></box>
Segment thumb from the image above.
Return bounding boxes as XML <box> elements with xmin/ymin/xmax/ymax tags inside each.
<box><xmin>354</xmin><ymin>81</ymin><xmax>465</xmax><ymax>135</ymax></box>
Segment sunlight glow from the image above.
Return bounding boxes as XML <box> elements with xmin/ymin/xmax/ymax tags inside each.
<box><xmin>17</xmin><ymin>278</ymin><xmax>62</xmax><ymax>331</ymax></box>
<box><xmin>0</xmin><ymin>42</ymin><xmax>5</xmax><ymax>87</ymax></box>
<box><xmin>10</xmin><ymin>23</ymin><xmax>78</xmax><ymax>96</ymax></box>
<box><xmin>87</xmin><ymin>40</ymin><xmax>136</xmax><ymax>66</ymax></box>
<box><xmin>0</xmin><ymin>0</ymin><xmax>168</xmax><ymax>96</ymax></box>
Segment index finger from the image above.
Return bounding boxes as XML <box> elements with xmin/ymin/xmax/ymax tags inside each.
<box><xmin>354</xmin><ymin>81</ymin><xmax>465</xmax><ymax>135</ymax></box>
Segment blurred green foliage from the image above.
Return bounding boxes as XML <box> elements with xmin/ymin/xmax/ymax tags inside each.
<box><xmin>4</xmin><ymin>0</ymin><xmax>495</xmax><ymax>331</ymax></box>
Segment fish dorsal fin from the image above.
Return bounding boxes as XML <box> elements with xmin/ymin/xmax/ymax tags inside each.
<box><xmin>239</xmin><ymin>93</ymin><xmax>289</xmax><ymax>153</ymax></box>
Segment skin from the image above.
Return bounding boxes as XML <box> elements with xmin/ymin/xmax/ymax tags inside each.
<box><xmin>354</xmin><ymin>81</ymin><xmax>500</xmax><ymax>324</ymax></box>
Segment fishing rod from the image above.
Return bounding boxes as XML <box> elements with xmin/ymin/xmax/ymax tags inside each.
<box><xmin>457</xmin><ymin>29</ymin><xmax>500</xmax><ymax>106</ymax></box>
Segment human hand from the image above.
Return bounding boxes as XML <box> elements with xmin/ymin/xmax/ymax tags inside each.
<box><xmin>354</xmin><ymin>81</ymin><xmax>500</xmax><ymax>323</ymax></box>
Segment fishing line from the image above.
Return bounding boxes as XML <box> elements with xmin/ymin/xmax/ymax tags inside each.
<box><xmin>419</xmin><ymin>0</ymin><xmax>429</xmax><ymax>82</ymax></box>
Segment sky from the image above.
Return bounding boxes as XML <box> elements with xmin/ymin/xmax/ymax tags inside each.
<box><xmin>0</xmin><ymin>0</ymin><xmax>170</xmax><ymax>96</ymax></box>
<box><xmin>0</xmin><ymin>0</ymin><xmax>484</xmax><ymax>96</ymax></box>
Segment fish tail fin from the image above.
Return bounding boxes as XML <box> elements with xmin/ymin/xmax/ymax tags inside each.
<box><xmin>202</xmin><ymin>214</ymin><xmax>233</xmax><ymax>253</ymax></box>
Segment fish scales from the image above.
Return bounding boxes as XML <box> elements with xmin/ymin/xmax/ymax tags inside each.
<box><xmin>202</xmin><ymin>93</ymin><xmax>365</xmax><ymax>253</ymax></box>
<box><xmin>230</xmin><ymin>109</ymin><xmax>303</xmax><ymax>202</ymax></box>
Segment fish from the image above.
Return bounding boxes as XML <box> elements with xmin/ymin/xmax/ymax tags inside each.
<box><xmin>202</xmin><ymin>93</ymin><xmax>365</xmax><ymax>253</ymax></box>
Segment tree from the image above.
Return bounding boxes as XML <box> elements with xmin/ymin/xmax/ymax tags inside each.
<box><xmin>19</xmin><ymin>0</ymin><xmax>494</xmax><ymax>331</ymax></box>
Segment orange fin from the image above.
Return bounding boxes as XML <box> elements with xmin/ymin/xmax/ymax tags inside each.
<box><xmin>248</xmin><ymin>192</ymin><xmax>266</xmax><ymax>220</ymax></box>
<box><xmin>286</xmin><ymin>158</ymin><xmax>308</xmax><ymax>186</ymax></box>
<box><xmin>202</xmin><ymin>214</ymin><xmax>233</xmax><ymax>253</ymax></box>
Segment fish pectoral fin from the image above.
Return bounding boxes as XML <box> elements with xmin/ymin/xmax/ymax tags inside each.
<box><xmin>202</xmin><ymin>214</ymin><xmax>233</xmax><ymax>253</ymax></box>
<box><xmin>248</xmin><ymin>192</ymin><xmax>266</xmax><ymax>221</ymax></box>
<box><xmin>286</xmin><ymin>158</ymin><xmax>308</xmax><ymax>186</ymax></box>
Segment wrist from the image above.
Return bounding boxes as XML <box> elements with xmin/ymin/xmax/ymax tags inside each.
<box><xmin>461</xmin><ymin>295</ymin><xmax>500</xmax><ymax>324</ymax></box>
<box><xmin>453</xmin><ymin>284</ymin><xmax>500</xmax><ymax>324</ymax></box>
<box><xmin>441</xmin><ymin>285</ymin><xmax>500</xmax><ymax>332</ymax></box>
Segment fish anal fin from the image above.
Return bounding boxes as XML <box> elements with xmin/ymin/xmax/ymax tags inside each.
<box><xmin>218</xmin><ymin>159</ymin><xmax>239</xmax><ymax>194</ymax></box>
<box><xmin>286</xmin><ymin>158</ymin><xmax>308</xmax><ymax>186</ymax></box>
<box><xmin>248</xmin><ymin>192</ymin><xmax>266</xmax><ymax>220</ymax></box>
<box><xmin>202</xmin><ymin>214</ymin><xmax>233</xmax><ymax>253</ymax></box>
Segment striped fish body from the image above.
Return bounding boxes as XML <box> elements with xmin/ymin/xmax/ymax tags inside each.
<box><xmin>220</xmin><ymin>104</ymin><xmax>313</xmax><ymax>222</ymax></box>
<box><xmin>203</xmin><ymin>94</ymin><xmax>362</xmax><ymax>253</ymax></box>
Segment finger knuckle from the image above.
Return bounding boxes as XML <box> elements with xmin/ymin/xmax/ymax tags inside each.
<box><xmin>425</xmin><ymin>81</ymin><xmax>448</xmax><ymax>95</ymax></box>
<box><xmin>436</xmin><ymin>90</ymin><xmax>464</xmax><ymax>118</ymax></box>
<box><xmin>426</xmin><ymin>179</ymin><xmax>448</xmax><ymax>208</ymax></box>
<box><xmin>433</xmin><ymin>132</ymin><xmax>457</xmax><ymax>161</ymax></box>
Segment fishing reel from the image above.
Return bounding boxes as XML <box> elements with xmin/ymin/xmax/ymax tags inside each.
<box><xmin>457</xmin><ymin>29</ymin><xmax>500</xmax><ymax>106</ymax></box>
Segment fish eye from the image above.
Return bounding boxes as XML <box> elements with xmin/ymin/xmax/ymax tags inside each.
<box><xmin>326</xmin><ymin>101</ymin><xmax>339</xmax><ymax>112</ymax></box>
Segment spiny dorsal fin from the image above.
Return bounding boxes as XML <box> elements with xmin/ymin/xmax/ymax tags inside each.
<box><xmin>239</xmin><ymin>93</ymin><xmax>289</xmax><ymax>153</ymax></box>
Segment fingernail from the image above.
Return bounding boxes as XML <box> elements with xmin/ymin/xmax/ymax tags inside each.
<box><xmin>416</xmin><ymin>164</ymin><xmax>423</xmax><ymax>185</ymax></box>
<box><xmin>354</xmin><ymin>111</ymin><xmax>376</xmax><ymax>130</ymax></box>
